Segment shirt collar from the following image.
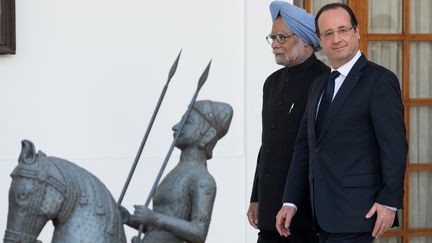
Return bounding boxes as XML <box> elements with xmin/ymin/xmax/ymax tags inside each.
<box><xmin>331</xmin><ymin>50</ymin><xmax>361</xmax><ymax>77</ymax></box>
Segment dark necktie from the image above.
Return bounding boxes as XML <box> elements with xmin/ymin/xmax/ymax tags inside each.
<box><xmin>316</xmin><ymin>71</ymin><xmax>340</xmax><ymax>137</ymax></box>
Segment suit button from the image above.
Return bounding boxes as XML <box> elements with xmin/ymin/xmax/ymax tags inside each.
<box><xmin>266</xmin><ymin>149</ymin><xmax>271</xmax><ymax>153</ymax></box>
<box><xmin>278</xmin><ymin>100</ymin><xmax>283</xmax><ymax>105</ymax></box>
<box><xmin>265</xmin><ymin>173</ymin><xmax>270</xmax><ymax>178</ymax></box>
<box><xmin>271</xmin><ymin>124</ymin><xmax>277</xmax><ymax>129</ymax></box>
<box><xmin>315</xmin><ymin>148</ymin><xmax>320</xmax><ymax>153</ymax></box>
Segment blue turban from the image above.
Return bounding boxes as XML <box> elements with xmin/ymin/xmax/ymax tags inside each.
<box><xmin>270</xmin><ymin>1</ymin><xmax>321</xmax><ymax>51</ymax></box>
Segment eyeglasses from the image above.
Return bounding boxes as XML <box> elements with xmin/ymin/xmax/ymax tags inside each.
<box><xmin>266</xmin><ymin>32</ymin><xmax>295</xmax><ymax>45</ymax></box>
<box><xmin>319</xmin><ymin>26</ymin><xmax>356</xmax><ymax>40</ymax></box>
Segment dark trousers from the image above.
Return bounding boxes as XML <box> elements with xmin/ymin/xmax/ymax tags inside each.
<box><xmin>318</xmin><ymin>231</ymin><xmax>374</xmax><ymax>243</ymax></box>
<box><xmin>258</xmin><ymin>230</ymin><xmax>318</xmax><ymax>243</ymax></box>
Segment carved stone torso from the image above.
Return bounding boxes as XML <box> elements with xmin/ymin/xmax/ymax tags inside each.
<box><xmin>143</xmin><ymin>161</ymin><xmax>215</xmax><ymax>243</ymax></box>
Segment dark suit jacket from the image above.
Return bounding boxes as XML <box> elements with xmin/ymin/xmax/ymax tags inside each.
<box><xmin>251</xmin><ymin>55</ymin><xmax>329</xmax><ymax>231</ymax></box>
<box><xmin>283</xmin><ymin>54</ymin><xmax>407</xmax><ymax>233</ymax></box>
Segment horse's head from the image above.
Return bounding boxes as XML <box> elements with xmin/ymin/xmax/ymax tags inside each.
<box><xmin>4</xmin><ymin>140</ymin><xmax>126</xmax><ymax>243</ymax></box>
<box><xmin>4</xmin><ymin>140</ymin><xmax>66</xmax><ymax>243</ymax></box>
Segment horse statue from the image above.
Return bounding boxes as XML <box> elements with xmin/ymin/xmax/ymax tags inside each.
<box><xmin>4</xmin><ymin>140</ymin><xmax>127</xmax><ymax>243</ymax></box>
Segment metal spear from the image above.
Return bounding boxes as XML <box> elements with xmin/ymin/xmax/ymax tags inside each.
<box><xmin>117</xmin><ymin>50</ymin><xmax>182</xmax><ymax>205</ymax></box>
<box><xmin>136</xmin><ymin>60</ymin><xmax>212</xmax><ymax>239</ymax></box>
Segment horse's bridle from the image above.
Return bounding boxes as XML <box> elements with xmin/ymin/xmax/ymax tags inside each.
<box><xmin>5</xmin><ymin>158</ymin><xmax>78</xmax><ymax>243</ymax></box>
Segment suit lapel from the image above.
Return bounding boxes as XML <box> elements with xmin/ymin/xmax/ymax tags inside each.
<box><xmin>317</xmin><ymin>55</ymin><xmax>368</xmax><ymax>143</ymax></box>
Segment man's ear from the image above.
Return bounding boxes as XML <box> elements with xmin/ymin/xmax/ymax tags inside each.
<box><xmin>200</xmin><ymin>127</ymin><xmax>217</xmax><ymax>146</ymax></box>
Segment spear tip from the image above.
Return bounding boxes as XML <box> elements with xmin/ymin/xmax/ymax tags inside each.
<box><xmin>167</xmin><ymin>49</ymin><xmax>182</xmax><ymax>83</ymax></box>
<box><xmin>197</xmin><ymin>59</ymin><xmax>212</xmax><ymax>90</ymax></box>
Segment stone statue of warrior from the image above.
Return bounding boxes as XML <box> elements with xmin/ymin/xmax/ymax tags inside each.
<box><xmin>123</xmin><ymin>100</ymin><xmax>233</xmax><ymax>243</ymax></box>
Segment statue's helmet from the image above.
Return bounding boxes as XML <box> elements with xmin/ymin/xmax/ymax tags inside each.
<box><xmin>192</xmin><ymin>100</ymin><xmax>233</xmax><ymax>141</ymax></box>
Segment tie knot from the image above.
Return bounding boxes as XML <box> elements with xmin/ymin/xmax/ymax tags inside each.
<box><xmin>329</xmin><ymin>71</ymin><xmax>340</xmax><ymax>81</ymax></box>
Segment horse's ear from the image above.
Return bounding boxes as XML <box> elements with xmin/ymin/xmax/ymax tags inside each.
<box><xmin>19</xmin><ymin>140</ymin><xmax>37</xmax><ymax>164</ymax></box>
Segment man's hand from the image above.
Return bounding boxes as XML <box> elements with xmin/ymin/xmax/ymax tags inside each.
<box><xmin>131</xmin><ymin>205</ymin><xmax>158</xmax><ymax>226</ymax></box>
<box><xmin>365</xmin><ymin>202</ymin><xmax>396</xmax><ymax>237</ymax></box>
<box><xmin>247</xmin><ymin>202</ymin><xmax>259</xmax><ymax>229</ymax></box>
<box><xmin>275</xmin><ymin>206</ymin><xmax>296</xmax><ymax>237</ymax></box>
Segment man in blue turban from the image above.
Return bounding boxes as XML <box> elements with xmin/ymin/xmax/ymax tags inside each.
<box><xmin>270</xmin><ymin>1</ymin><xmax>321</xmax><ymax>51</ymax></box>
<box><xmin>247</xmin><ymin>1</ymin><xmax>328</xmax><ymax>243</ymax></box>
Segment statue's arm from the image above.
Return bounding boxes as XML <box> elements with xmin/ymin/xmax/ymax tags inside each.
<box><xmin>132</xmin><ymin>176</ymin><xmax>216</xmax><ymax>243</ymax></box>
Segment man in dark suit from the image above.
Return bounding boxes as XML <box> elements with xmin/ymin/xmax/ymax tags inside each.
<box><xmin>275</xmin><ymin>3</ymin><xmax>407</xmax><ymax>243</ymax></box>
<box><xmin>247</xmin><ymin>2</ymin><xmax>328</xmax><ymax>243</ymax></box>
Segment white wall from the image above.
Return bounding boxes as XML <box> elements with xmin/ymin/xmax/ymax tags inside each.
<box><xmin>0</xmin><ymin>0</ymin><xmax>288</xmax><ymax>242</ymax></box>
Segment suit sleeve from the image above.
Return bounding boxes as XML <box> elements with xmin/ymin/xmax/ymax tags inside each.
<box><xmin>250</xmin><ymin>78</ymin><xmax>271</xmax><ymax>203</ymax></box>
<box><xmin>250</xmin><ymin>147</ymin><xmax>262</xmax><ymax>202</ymax></box>
<box><xmin>370</xmin><ymin>70</ymin><xmax>407</xmax><ymax>208</ymax></box>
